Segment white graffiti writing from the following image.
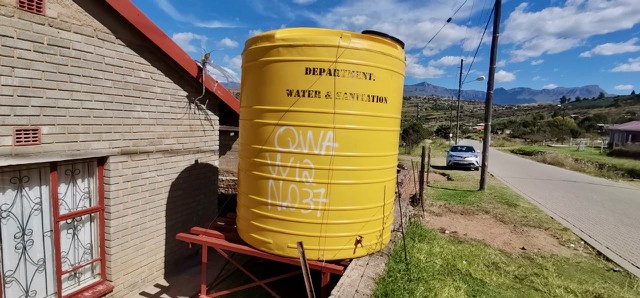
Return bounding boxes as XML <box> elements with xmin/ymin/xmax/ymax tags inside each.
<box><xmin>274</xmin><ymin>126</ymin><xmax>338</xmax><ymax>155</ymax></box>
<box><xmin>266</xmin><ymin>126</ymin><xmax>338</xmax><ymax>217</ymax></box>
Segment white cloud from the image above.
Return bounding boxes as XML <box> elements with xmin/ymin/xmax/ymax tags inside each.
<box><xmin>218</xmin><ymin>38</ymin><xmax>239</xmax><ymax>49</ymax></box>
<box><xmin>206</xmin><ymin>64</ymin><xmax>239</xmax><ymax>83</ymax></box>
<box><xmin>154</xmin><ymin>0</ymin><xmax>237</xmax><ymax>28</ymax></box>
<box><xmin>614</xmin><ymin>84</ymin><xmax>634</xmax><ymax>91</ymax></box>
<box><xmin>406</xmin><ymin>54</ymin><xmax>444</xmax><ymax>79</ymax></box>
<box><xmin>428</xmin><ymin>56</ymin><xmax>477</xmax><ymax>67</ymax></box>
<box><xmin>543</xmin><ymin>84</ymin><xmax>558</xmax><ymax>89</ymax></box>
<box><xmin>172</xmin><ymin>32</ymin><xmax>207</xmax><ymax>53</ymax></box>
<box><xmin>531</xmin><ymin>59</ymin><xmax>544</xmax><ymax>65</ymax></box>
<box><xmin>224</xmin><ymin>55</ymin><xmax>242</xmax><ymax>71</ymax></box>
<box><xmin>502</xmin><ymin>1</ymin><xmax>640</xmax><ymax>62</ymax></box>
<box><xmin>292</xmin><ymin>0</ymin><xmax>315</xmax><ymax>4</ymax></box>
<box><xmin>532</xmin><ymin>75</ymin><xmax>542</xmax><ymax>81</ymax></box>
<box><xmin>249</xmin><ymin>29</ymin><xmax>263</xmax><ymax>36</ymax></box>
<box><xmin>612</xmin><ymin>57</ymin><xmax>640</xmax><ymax>72</ymax></box>
<box><xmin>496</xmin><ymin>60</ymin><xmax>507</xmax><ymax>67</ymax></box>
<box><xmin>580</xmin><ymin>38</ymin><xmax>640</xmax><ymax>57</ymax></box>
<box><xmin>495</xmin><ymin>70</ymin><xmax>516</xmax><ymax>83</ymax></box>
<box><xmin>305</xmin><ymin>0</ymin><xmax>488</xmax><ymax>55</ymax></box>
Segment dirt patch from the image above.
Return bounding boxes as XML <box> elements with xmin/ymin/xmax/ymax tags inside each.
<box><xmin>427</xmin><ymin>172</ymin><xmax>448</xmax><ymax>183</ymax></box>
<box><xmin>423</xmin><ymin>213</ymin><xmax>575</xmax><ymax>256</ymax></box>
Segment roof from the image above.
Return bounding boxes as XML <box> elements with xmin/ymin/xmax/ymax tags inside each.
<box><xmin>104</xmin><ymin>0</ymin><xmax>240</xmax><ymax>114</ymax></box>
<box><xmin>610</xmin><ymin>121</ymin><xmax>640</xmax><ymax>132</ymax></box>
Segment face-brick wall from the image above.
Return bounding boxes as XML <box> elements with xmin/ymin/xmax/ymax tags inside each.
<box><xmin>0</xmin><ymin>0</ymin><xmax>225</xmax><ymax>295</ymax></box>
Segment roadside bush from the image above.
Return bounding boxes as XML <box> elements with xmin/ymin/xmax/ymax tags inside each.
<box><xmin>510</xmin><ymin>147</ymin><xmax>545</xmax><ymax>156</ymax></box>
<box><xmin>491</xmin><ymin>136</ymin><xmax>522</xmax><ymax>148</ymax></box>
<box><xmin>607</xmin><ymin>144</ymin><xmax>640</xmax><ymax>160</ymax></box>
<box><xmin>511</xmin><ymin>147</ymin><xmax>640</xmax><ymax>179</ymax></box>
<box><xmin>401</xmin><ymin>121</ymin><xmax>431</xmax><ymax>149</ymax></box>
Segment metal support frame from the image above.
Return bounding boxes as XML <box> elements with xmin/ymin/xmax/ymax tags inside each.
<box><xmin>176</xmin><ymin>218</ymin><xmax>349</xmax><ymax>298</ymax></box>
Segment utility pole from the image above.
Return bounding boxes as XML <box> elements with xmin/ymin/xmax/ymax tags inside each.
<box><xmin>455</xmin><ymin>59</ymin><xmax>464</xmax><ymax>144</ymax></box>
<box><xmin>479</xmin><ymin>0</ymin><xmax>502</xmax><ymax>191</ymax></box>
<box><xmin>449</xmin><ymin>97</ymin><xmax>454</xmax><ymax>143</ymax></box>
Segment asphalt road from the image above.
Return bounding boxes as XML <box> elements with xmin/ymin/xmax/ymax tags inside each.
<box><xmin>462</xmin><ymin>140</ymin><xmax>640</xmax><ymax>277</ymax></box>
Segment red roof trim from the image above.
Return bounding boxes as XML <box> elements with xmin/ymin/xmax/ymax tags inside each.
<box><xmin>104</xmin><ymin>0</ymin><xmax>240</xmax><ymax>114</ymax></box>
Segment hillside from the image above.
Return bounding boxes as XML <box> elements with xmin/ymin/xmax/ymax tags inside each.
<box><xmin>404</xmin><ymin>82</ymin><xmax>608</xmax><ymax>105</ymax></box>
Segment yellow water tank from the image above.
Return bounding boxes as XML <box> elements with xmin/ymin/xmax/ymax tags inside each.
<box><xmin>237</xmin><ymin>27</ymin><xmax>406</xmax><ymax>260</ymax></box>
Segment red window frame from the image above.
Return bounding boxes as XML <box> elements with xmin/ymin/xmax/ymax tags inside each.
<box><xmin>50</xmin><ymin>159</ymin><xmax>113</xmax><ymax>298</ymax></box>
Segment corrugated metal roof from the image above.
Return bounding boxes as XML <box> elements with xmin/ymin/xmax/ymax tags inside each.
<box><xmin>611</xmin><ymin>121</ymin><xmax>640</xmax><ymax>132</ymax></box>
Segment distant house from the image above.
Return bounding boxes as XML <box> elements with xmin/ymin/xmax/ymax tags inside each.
<box><xmin>608</xmin><ymin>121</ymin><xmax>640</xmax><ymax>147</ymax></box>
<box><xmin>0</xmin><ymin>0</ymin><xmax>239</xmax><ymax>297</ymax></box>
<box><xmin>472</xmin><ymin>123</ymin><xmax>485</xmax><ymax>131</ymax></box>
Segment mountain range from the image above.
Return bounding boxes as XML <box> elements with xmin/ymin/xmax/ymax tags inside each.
<box><xmin>404</xmin><ymin>82</ymin><xmax>608</xmax><ymax>105</ymax></box>
<box><xmin>222</xmin><ymin>81</ymin><xmax>608</xmax><ymax>105</ymax></box>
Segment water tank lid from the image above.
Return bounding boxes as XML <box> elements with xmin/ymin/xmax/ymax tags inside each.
<box><xmin>361</xmin><ymin>30</ymin><xmax>405</xmax><ymax>49</ymax></box>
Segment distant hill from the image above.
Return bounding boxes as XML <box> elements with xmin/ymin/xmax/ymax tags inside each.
<box><xmin>404</xmin><ymin>82</ymin><xmax>608</xmax><ymax>105</ymax></box>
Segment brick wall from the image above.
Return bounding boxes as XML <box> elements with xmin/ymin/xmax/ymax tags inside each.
<box><xmin>0</xmin><ymin>0</ymin><xmax>225</xmax><ymax>296</ymax></box>
<box><xmin>219</xmin><ymin>127</ymin><xmax>238</xmax><ymax>194</ymax></box>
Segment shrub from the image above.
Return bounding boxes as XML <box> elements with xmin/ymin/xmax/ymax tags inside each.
<box><xmin>607</xmin><ymin>144</ymin><xmax>640</xmax><ymax>160</ymax></box>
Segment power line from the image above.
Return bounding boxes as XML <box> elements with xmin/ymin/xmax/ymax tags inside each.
<box><xmin>462</xmin><ymin>2</ymin><xmax>495</xmax><ymax>84</ymax></box>
<box><xmin>418</xmin><ymin>0</ymin><xmax>470</xmax><ymax>54</ymax></box>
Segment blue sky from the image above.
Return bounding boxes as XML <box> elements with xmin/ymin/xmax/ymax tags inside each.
<box><xmin>130</xmin><ymin>0</ymin><xmax>640</xmax><ymax>94</ymax></box>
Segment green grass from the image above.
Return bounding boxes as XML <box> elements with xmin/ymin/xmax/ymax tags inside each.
<box><xmin>373</xmin><ymin>162</ymin><xmax>640</xmax><ymax>297</ymax></box>
<box><xmin>400</xmin><ymin>138</ymin><xmax>452</xmax><ymax>158</ymax></box>
<box><xmin>511</xmin><ymin>145</ymin><xmax>640</xmax><ymax>179</ymax></box>
<box><xmin>429</xmin><ymin>169</ymin><xmax>566</xmax><ymax>236</ymax></box>
<box><xmin>491</xmin><ymin>136</ymin><xmax>524</xmax><ymax>148</ymax></box>
<box><xmin>373</xmin><ymin>222</ymin><xmax>640</xmax><ymax>298</ymax></box>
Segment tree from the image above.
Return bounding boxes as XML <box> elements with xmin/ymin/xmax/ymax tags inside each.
<box><xmin>597</xmin><ymin>92</ymin><xmax>606</xmax><ymax>100</ymax></box>
<box><xmin>434</xmin><ymin>124</ymin><xmax>452</xmax><ymax>139</ymax></box>
<box><xmin>546</xmin><ymin>116</ymin><xmax>580</xmax><ymax>141</ymax></box>
<box><xmin>631</xmin><ymin>90</ymin><xmax>636</xmax><ymax>96</ymax></box>
<box><xmin>559</xmin><ymin>95</ymin><xmax>569</xmax><ymax>104</ymax></box>
<box><xmin>401</xmin><ymin>121</ymin><xmax>431</xmax><ymax>149</ymax></box>
<box><xmin>578</xmin><ymin>113</ymin><xmax>608</xmax><ymax>133</ymax></box>
<box><xmin>574</xmin><ymin>96</ymin><xmax>582</xmax><ymax>102</ymax></box>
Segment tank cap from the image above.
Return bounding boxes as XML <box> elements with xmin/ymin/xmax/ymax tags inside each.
<box><xmin>361</xmin><ymin>30</ymin><xmax>405</xmax><ymax>49</ymax></box>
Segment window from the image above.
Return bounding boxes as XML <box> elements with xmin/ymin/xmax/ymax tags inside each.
<box><xmin>0</xmin><ymin>159</ymin><xmax>111</xmax><ymax>298</ymax></box>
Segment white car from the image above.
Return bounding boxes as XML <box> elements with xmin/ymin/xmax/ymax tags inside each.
<box><xmin>446</xmin><ymin>145</ymin><xmax>480</xmax><ymax>170</ymax></box>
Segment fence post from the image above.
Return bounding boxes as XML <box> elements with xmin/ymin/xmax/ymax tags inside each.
<box><xmin>419</xmin><ymin>146</ymin><xmax>426</xmax><ymax>207</ymax></box>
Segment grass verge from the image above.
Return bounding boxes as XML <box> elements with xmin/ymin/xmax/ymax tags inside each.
<box><xmin>428</xmin><ymin>169</ymin><xmax>574</xmax><ymax>241</ymax></box>
<box><xmin>373</xmin><ymin>222</ymin><xmax>640</xmax><ymax>298</ymax></box>
<box><xmin>373</xmin><ymin>162</ymin><xmax>640</xmax><ymax>297</ymax></box>
<box><xmin>510</xmin><ymin>146</ymin><xmax>640</xmax><ymax>180</ymax></box>
<box><xmin>400</xmin><ymin>138</ymin><xmax>452</xmax><ymax>158</ymax></box>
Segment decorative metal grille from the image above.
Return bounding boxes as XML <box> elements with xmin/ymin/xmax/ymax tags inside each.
<box><xmin>17</xmin><ymin>0</ymin><xmax>45</xmax><ymax>15</ymax></box>
<box><xmin>57</xmin><ymin>163</ymin><xmax>96</xmax><ymax>215</ymax></box>
<box><xmin>0</xmin><ymin>166</ymin><xmax>56</xmax><ymax>298</ymax></box>
<box><xmin>56</xmin><ymin>161</ymin><xmax>100</xmax><ymax>294</ymax></box>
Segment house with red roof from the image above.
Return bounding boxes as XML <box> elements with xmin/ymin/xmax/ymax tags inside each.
<box><xmin>608</xmin><ymin>121</ymin><xmax>640</xmax><ymax>148</ymax></box>
<box><xmin>0</xmin><ymin>0</ymin><xmax>239</xmax><ymax>296</ymax></box>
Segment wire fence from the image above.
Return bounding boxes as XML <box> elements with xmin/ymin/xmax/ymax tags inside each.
<box><xmin>541</xmin><ymin>138</ymin><xmax>610</xmax><ymax>152</ymax></box>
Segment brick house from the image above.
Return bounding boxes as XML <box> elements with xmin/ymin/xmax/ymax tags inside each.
<box><xmin>0</xmin><ymin>0</ymin><xmax>239</xmax><ymax>297</ymax></box>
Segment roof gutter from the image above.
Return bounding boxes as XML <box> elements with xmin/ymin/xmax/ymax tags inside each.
<box><xmin>104</xmin><ymin>0</ymin><xmax>240</xmax><ymax>114</ymax></box>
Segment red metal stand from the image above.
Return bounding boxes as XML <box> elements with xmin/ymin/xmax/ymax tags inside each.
<box><xmin>176</xmin><ymin>214</ymin><xmax>349</xmax><ymax>298</ymax></box>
